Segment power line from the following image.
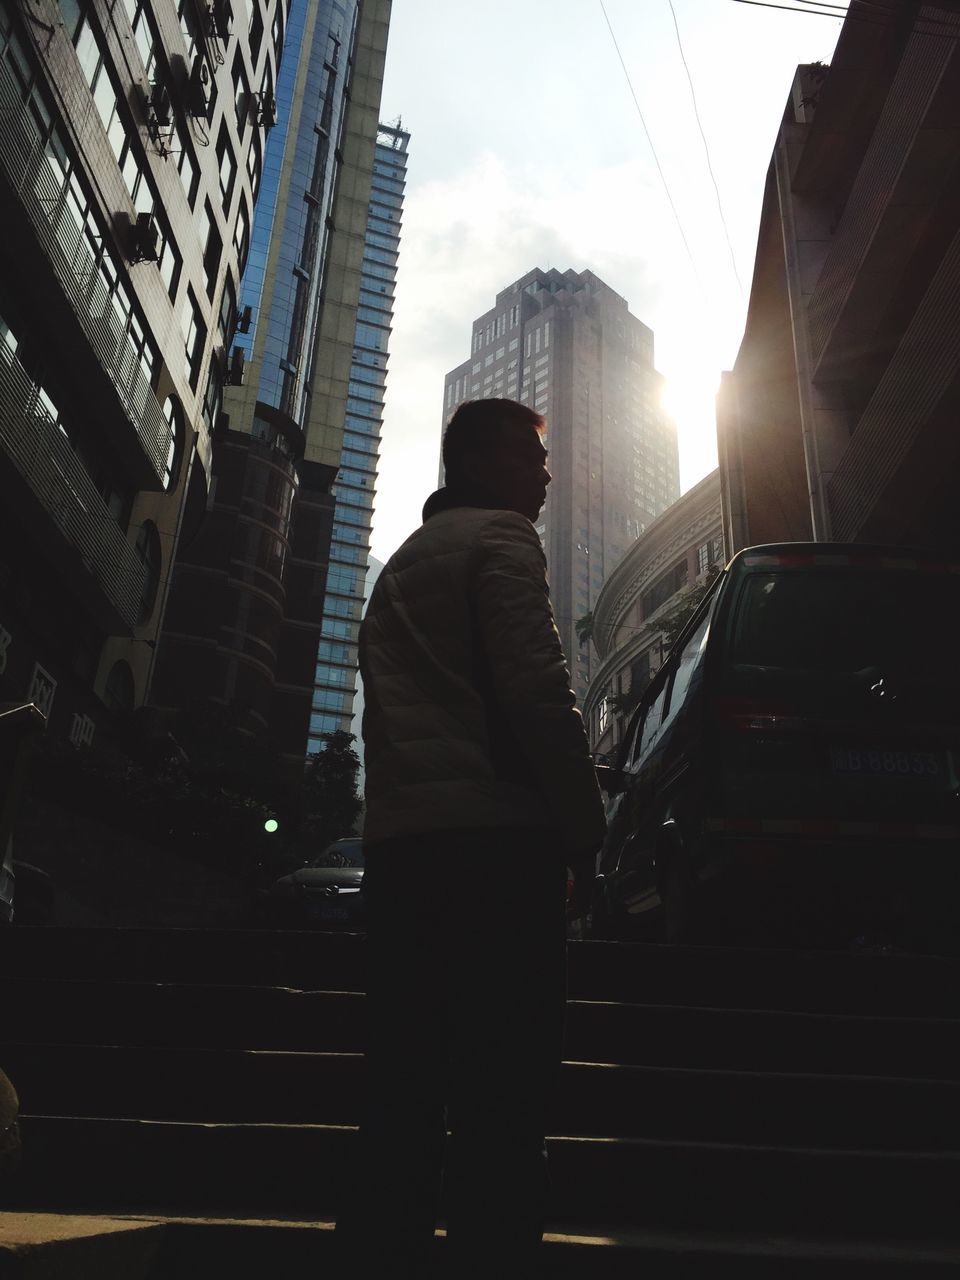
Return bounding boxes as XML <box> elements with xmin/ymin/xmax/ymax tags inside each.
<box><xmin>798</xmin><ymin>0</ymin><xmax>960</xmax><ymax>30</ymax></box>
<box><xmin>666</xmin><ymin>0</ymin><xmax>745</xmax><ymax>297</ymax></box>
<box><xmin>729</xmin><ymin>0</ymin><xmax>960</xmax><ymax>37</ymax></box>
<box><xmin>598</xmin><ymin>0</ymin><xmax>707</xmax><ymax>300</ymax></box>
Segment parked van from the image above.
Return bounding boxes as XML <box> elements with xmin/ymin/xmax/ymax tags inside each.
<box><xmin>592</xmin><ymin>544</ymin><xmax>960</xmax><ymax>948</ymax></box>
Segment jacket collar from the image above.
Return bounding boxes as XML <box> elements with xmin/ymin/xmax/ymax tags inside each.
<box><xmin>421</xmin><ymin>486</ymin><xmax>510</xmax><ymax>522</ymax></box>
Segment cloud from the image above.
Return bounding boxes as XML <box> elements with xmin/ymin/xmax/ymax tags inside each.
<box><xmin>374</xmin><ymin>150</ymin><xmax>717</xmax><ymax>560</ymax></box>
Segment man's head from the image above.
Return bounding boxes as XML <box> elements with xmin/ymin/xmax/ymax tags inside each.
<box><xmin>442</xmin><ymin>398</ymin><xmax>551</xmax><ymax>521</ymax></box>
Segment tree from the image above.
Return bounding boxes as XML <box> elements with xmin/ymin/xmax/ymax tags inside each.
<box><xmin>635</xmin><ymin>565</ymin><xmax>720</xmax><ymax>655</ymax></box>
<box><xmin>300</xmin><ymin>731</ymin><xmax>363</xmax><ymax>854</ymax></box>
<box><xmin>575</xmin><ymin>611</ymin><xmax>594</xmax><ymax>648</ymax></box>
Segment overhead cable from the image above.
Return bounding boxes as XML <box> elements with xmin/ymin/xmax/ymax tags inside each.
<box><xmin>598</xmin><ymin>0</ymin><xmax>708</xmax><ymax>300</ymax></box>
<box><xmin>728</xmin><ymin>0</ymin><xmax>960</xmax><ymax>38</ymax></box>
<box><xmin>666</xmin><ymin>0</ymin><xmax>745</xmax><ymax>297</ymax></box>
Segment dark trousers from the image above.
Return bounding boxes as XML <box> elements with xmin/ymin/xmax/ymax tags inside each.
<box><xmin>336</xmin><ymin>827</ymin><xmax>568</xmax><ymax>1279</ymax></box>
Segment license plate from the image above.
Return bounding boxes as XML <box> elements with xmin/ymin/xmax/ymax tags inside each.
<box><xmin>829</xmin><ymin>747</ymin><xmax>943</xmax><ymax>779</ymax></box>
<box><xmin>307</xmin><ymin>901</ymin><xmax>350</xmax><ymax>921</ymax></box>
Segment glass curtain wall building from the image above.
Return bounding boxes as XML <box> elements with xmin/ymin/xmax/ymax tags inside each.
<box><xmin>309</xmin><ymin>121</ymin><xmax>408</xmax><ymax>750</ymax></box>
<box><xmin>233</xmin><ymin>0</ymin><xmax>357</xmax><ymax>428</ymax></box>
<box><xmin>151</xmin><ymin>0</ymin><xmax>393</xmax><ymax>762</ymax></box>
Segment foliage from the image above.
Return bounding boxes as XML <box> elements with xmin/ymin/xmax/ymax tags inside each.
<box><xmin>575</xmin><ymin>611</ymin><xmax>594</xmax><ymax>649</ymax></box>
<box><xmin>636</xmin><ymin>565</ymin><xmax>720</xmax><ymax>655</ymax></box>
<box><xmin>608</xmin><ymin>682</ymin><xmax>645</xmax><ymax>719</ymax></box>
<box><xmin>23</xmin><ymin>708</ymin><xmax>363</xmax><ymax>884</ymax></box>
<box><xmin>299</xmin><ymin>731</ymin><xmax>363</xmax><ymax>856</ymax></box>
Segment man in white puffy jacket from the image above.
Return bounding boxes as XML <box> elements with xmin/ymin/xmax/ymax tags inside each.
<box><xmin>338</xmin><ymin>398</ymin><xmax>607</xmax><ymax>1278</ymax></box>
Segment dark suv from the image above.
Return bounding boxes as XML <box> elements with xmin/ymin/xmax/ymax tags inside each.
<box><xmin>592</xmin><ymin>544</ymin><xmax>960</xmax><ymax>948</ymax></box>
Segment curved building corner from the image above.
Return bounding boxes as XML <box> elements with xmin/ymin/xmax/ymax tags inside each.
<box><xmin>583</xmin><ymin>470</ymin><xmax>722</xmax><ymax>762</ymax></box>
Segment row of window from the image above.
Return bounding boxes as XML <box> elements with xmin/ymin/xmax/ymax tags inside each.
<box><xmin>471</xmin><ymin>303</ymin><xmax>522</xmax><ymax>352</ymax></box>
<box><xmin>2</xmin><ymin>19</ymin><xmax>170</xmax><ymax>405</ymax></box>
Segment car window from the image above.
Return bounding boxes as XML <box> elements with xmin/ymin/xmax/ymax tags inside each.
<box><xmin>660</xmin><ymin>611</ymin><xmax>711</xmax><ymax>732</ymax></box>
<box><xmin>730</xmin><ymin>569</ymin><xmax>960</xmax><ymax>679</ymax></box>
<box><xmin>311</xmin><ymin>840</ymin><xmax>364</xmax><ymax>868</ymax></box>
<box><xmin>629</xmin><ymin>681</ymin><xmax>667</xmax><ymax>770</ymax></box>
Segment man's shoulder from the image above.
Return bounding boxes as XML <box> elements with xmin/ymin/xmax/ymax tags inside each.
<box><xmin>390</xmin><ymin>507</ymin><xmax>536</xmax><ymax>564</ymax></box>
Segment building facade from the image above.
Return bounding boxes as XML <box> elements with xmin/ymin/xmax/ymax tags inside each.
<box><xmin>582</xmin><ymin>470</ymin><xmax>722</xmax><ymax>762</ymax></box>
<box><xmin>442</xmin><ymin>268</ymin><xmax>680</xmax><ymax>704</ymax></box>
<box><xmin>309</xmin><ymin>119</ymin><xmax>407</xmax><ymax>750</ymax></box>
<box><xmin>149</xmin><ymin>0</ymin><xmax>392</xmax><ymax>760</ymax></box>
<box><xmin>718</xmin><ymin>0</ymin><xmax>960</xmax><ymax>556</ymax></box>
<box><xmin>0</xmin><ymin>0</ymin><xmax>287</xmax><ymax>745</ymax></box>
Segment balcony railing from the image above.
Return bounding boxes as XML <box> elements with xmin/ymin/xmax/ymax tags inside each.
<box><xmin>0</xmin><ymin>352</ymin><xmax>147</xmax><ymax>631</ymax></box>
<box><xmin>0</xmin><ymin>63</ymin><xmax>172</xmax><ymax>485</ymax></box>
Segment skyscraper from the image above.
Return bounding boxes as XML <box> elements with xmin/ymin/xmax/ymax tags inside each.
<box><xmin>442</xmin><ymin>268</ymin><xmax>680</xmax><ymax>704</ymax></box>
<box><xmin>151</xmin><ymin>0</ymin><xmax>392</xmax><ymax>761</ymax></box>
<box><xmin>309</xmin><ymin>120</ymin><xmax>408</xmax><ymax>749</ymax></box>
<box><xmin>0</xmin><ymin>0</ymin><xmax>286</xmax><ymax>744</ymax></box>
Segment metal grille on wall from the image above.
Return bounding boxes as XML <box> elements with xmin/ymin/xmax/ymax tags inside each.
<box><xmin>0</xmin><ymin>351</ymin><xmax>148</xmax><ymax>630</ymax></box>
<box><xmin>0</xmin><ymin>63</ymin><xmax>172</xmax><ymax>485</ymax></box>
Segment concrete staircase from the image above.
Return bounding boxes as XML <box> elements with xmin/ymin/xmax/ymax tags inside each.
<box><xmin>2</xmin><ymin>926</ymin><xmax>960</xmax><ymax>1275</ymax></box>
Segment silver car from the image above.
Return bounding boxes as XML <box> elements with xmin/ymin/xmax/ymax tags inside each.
<box><xmin>264</xmin><ymin>837</ymin><xmax>365</xmax><ymax>928</ymax></box>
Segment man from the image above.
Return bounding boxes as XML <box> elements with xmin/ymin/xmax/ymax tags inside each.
<box><xmin>338</xmin><ymin>398</ymin><xmax>606</xmax><ymax>1277</ymax></box>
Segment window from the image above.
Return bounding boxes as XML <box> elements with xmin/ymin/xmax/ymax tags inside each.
<box><xmin>246</xmin><ymin>136</ymin><xmax>261</xmax><ymax>198</ymax></box>
<box><xmin>217</xmin><ymin>274</ymin><xmax>237</xmax><ymax>350</ymax></box>
<box><xmin>175</xmin><ymin>120</ymin><xmax>199</xmax><ymax>205</ymax></box>
<box><xmin>271</xmin><ymin>5</ymin><xmax>284</xmax><ymax>62</ymax></box>
<box><xmin>641</xmin><ymin>559</ymin><xmax>688</xmax><ymax>619</ymax></box>
<box><xmin>248</xmin><ymin>1</ymin><xmax>263</xmax><ymax>66</ymax></box>
<box><xmin>200</xmin><ymin>200</ymin><xmax>221</xmax><ymax>298</ymax></box>
<box><xmin>201</xmin><ymin>357</ymin><xmax>223</xmax><ymax>434</ymax></box>
<box><xmin>233</xmin><ymin>198</ymin><xmax>250</xmax><ymax>273</ymax></box>
<box><xmin>161</xmin><ymin>396</ymin><xmax>184</xmax><ymax>490</ymax></box>
<box><xmin>660</xmin><ymin>611</ymin><xmax>711</xmax><ymax>732</ymax></box>
<box><xmin>233</xmin><ymin>49</ymin><xmax>250</xmax><ymax>134</ymax></box>
<box><xmin>216</xmin><ymin>124</ymin><xmax>236</xmax><ymax>207</ymax></box>
<box><xmin>134</xmin><ymin>521</ymin><xmax>161</xmax><ymax>622</ymax></box>
<box><xmin>631</xmin><ymin>682</ymin><xmax>667</xmax><ymax>769</ymax></box>
<box><xmin>104</xmin><ymin>660</ymin><xmax>135</xmax><ymax>711</ymax></box>
<box><xmin>177</xmin><ymin>0</ymin><xmax>201</xmax><ymax>61</ymax></box>
<box><xmin>181</xmin><ymin>288</ymin><xmax>206</xmax><ymax>388</ymax></box>
<box><xmin>697</xmin><ymin>542</ymin><xmax>710</xmax><ymax>576</ymax></box>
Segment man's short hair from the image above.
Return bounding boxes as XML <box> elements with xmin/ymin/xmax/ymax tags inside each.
<box><xmin>442</xmin><ymin>399</ymin><xmax>546</xmax><ymax>483</ymax></box>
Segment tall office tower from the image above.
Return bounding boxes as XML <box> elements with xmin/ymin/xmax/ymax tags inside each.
<box><xmin>442</xmin><ymin>268</ymin><xmax>680</xmax><ymax>704</ymax></box>
<box><xmin>0</xmin><ymin>0</ymin><xmax>285</xmax><ymax>745</ymax></box>
<box><xmin>308</xmin><ymin>120</ymin><xmax>408</xmax><ymax>750</ymax></box>
<box><xmin>151</xmin><ymin>0</ymin><xmax>392</xmax><ymax>762</ymax></box>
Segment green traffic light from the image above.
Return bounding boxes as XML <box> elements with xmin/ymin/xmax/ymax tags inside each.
<box><xmin>264</xmin><ymin>818</ymin><xmax>279</xmax><ymax>834</ymax></box>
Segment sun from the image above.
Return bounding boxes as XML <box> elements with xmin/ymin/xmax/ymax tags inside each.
<box><xmin>660</xmin><ymin>369</ymin><xmax>722</xmax><ymax>490</ymax></box>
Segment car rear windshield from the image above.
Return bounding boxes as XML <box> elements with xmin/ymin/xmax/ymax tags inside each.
<box><xmin>729</xmin><ymin>567</ymin><xmax>960</xmax><ymax>678</ymax></box>
<box><xmin>311</xmin><ymin>841</ymin><xmax>364</xmax><ymax>868</ymax></box>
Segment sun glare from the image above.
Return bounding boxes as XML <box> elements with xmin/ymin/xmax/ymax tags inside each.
<box><xmin>661</xmin><ymin>369</ymin><xmax>722</xmax><ymax>489</ymax></box>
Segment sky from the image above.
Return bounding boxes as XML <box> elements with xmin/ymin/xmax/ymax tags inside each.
<box><xmin>371</xmin><ymin>0</ymin><xmax>844</xmax><ymax>563</ymax></box>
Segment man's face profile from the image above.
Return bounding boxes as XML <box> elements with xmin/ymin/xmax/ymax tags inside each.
<box><xmin>466</xmin><ymin>424</ymin><xmax>551</xmax><ymax>521</ymax></box>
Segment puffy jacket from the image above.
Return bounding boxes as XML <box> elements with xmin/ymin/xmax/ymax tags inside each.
<box><xmin>359</xmin><ymin>499</ymin><xmax>607</xmax><ymax>855</ymax></box>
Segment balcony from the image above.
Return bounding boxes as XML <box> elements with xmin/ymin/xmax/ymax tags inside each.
<box><xmin>0</xmin><ymin>352</ymin><xmax>147</xmax><ymax>632</ymax></box>
<box><xmin>0</xmin><ymin>63</ymin><xmax>172</xmax><ymax>486</ymax></box>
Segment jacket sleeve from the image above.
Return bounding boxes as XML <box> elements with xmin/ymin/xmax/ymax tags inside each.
<box><xmin>471</xmin><ymin>511</ymin><xmax>607</xmax><ymax>857</ymax></box>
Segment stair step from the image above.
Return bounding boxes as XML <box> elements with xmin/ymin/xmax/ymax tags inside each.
<box><xmin>7</xmin><ymin>1116</ymin><xmax>960</xmax><ymax>1237</ymax></box>
<box><xmin>6</xmin><ymin>1214</ymin><xmax>960</xmax><ymax>1279</ymax></box>
<box><xmin>566</xmin><ymin>999</ymin><xmax>960</xmax><ymax>1077</ymax></box>
<box><xmin>4</xmin><ymin>929</ymin><xmax>960</xmax><ymax>1016</ymax></box>
<box><xmin>0</xmin><ymin>979</ymin><xmax>366</xmax><ymax>1053</ymax></box>
<box><xmin>0</xmin><ymin>1212</ymin><xmax>165</xmax><ymax>1280</ymax></box>
<box><xmin>4</xmin><ymin>979</ymin><xmax>959</xmax><ymax>1079</ymax></box>
<box><xmin>4</xmin><ymin>1043</ymin><xmax>960</xmax><ymax>1149</ymax></box>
